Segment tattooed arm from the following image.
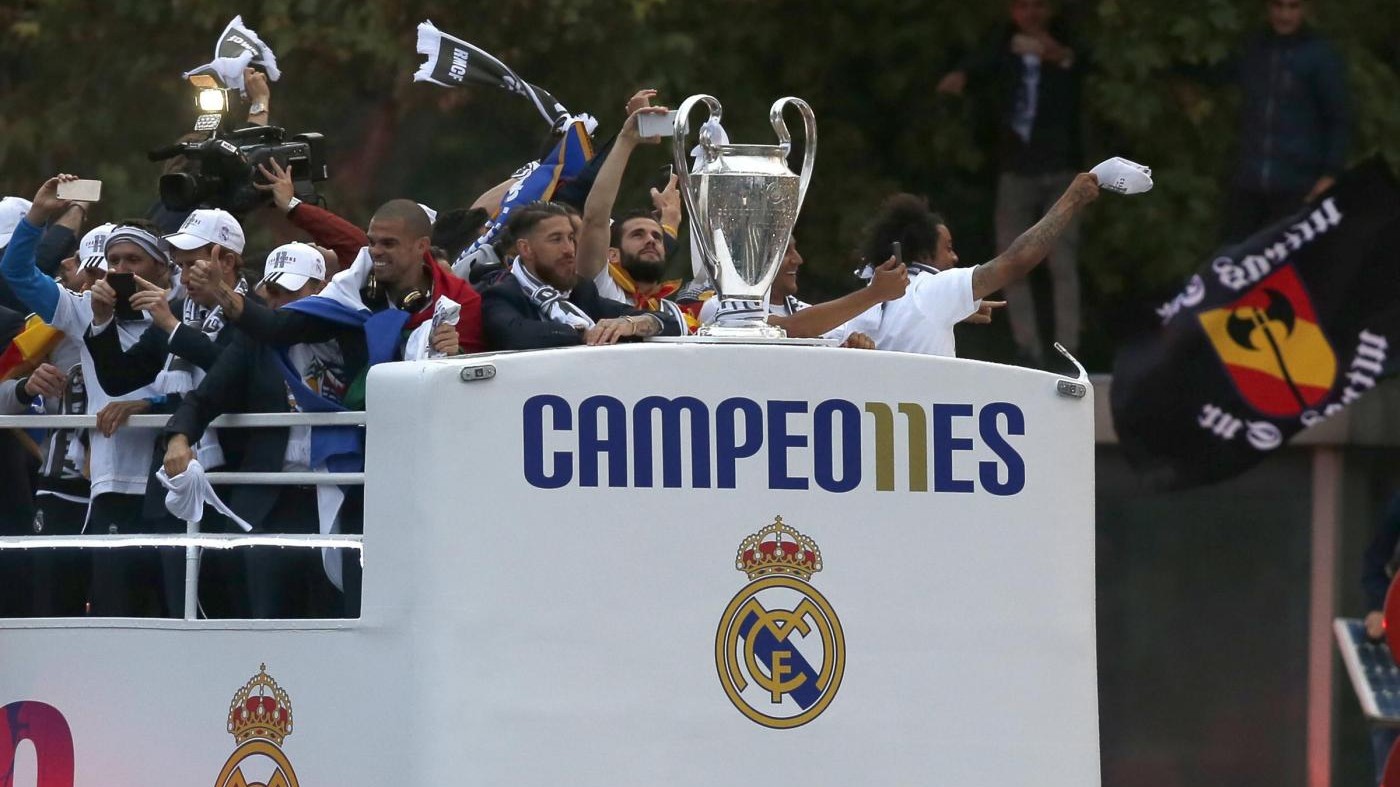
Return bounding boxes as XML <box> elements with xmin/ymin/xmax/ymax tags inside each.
<box><xmin>971</xmin><ymin>173</ymin><xmax>1100</xmax><ymax>301</ymax></box>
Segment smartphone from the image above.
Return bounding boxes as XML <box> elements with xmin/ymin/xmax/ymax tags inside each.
<box><xmin>651</xmin><ymin>164</ymin><xmax>675</xmax><ymax>192</ymax></box>
<box><xmin>56</xmin><ymin>179</ymin><xmax>102</xmax><ymax>203</ymax></box>
<box><xmin>892</xmin><ymin>241</ymin><xmax>903</xmax><ymax>265</ymax></box>
<box><xmin>106</xmin><ymin>272</ymin><xmax>141</xmax><ymax>321</ymax></box>
<box><xmin>636</xmin><ymin>111</ymin><xmax>679</xmax><ymax>139</ymax></box>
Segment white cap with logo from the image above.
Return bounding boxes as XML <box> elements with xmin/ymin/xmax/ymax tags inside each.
<box><xmin>0</xmin><ymin>197</ymin><xmax>34</xmax><ymax>247</ymax></box>
<box><xmin>163</xmin><ymin>208</ymin><xmax>246</xmax><ymax>254</ymax></box>
<box><xmin>258</xmin><ymin>242</ymin><xmax>327</xmax><ymax>292</ymax></box>
<box><xmin>78</xmin><ymin>222</ymin><xmax>118</xmax><ymax>270</ymax></box>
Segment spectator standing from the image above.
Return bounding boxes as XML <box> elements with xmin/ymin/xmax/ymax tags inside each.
<box><xmin>1220</xmin><ymin>0</ymin><xmax>1351</xmax><ymax>241</ymax></box>
<box><xmin>937</xmin><ymin>0</ymin><xmax>1088</xmax><ymax>367</ymax></box>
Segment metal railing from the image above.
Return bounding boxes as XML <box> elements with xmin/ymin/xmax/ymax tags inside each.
<box><xmin>0</xmin><ymin>411</ymin><xmax>366</xmax><ymax>621</ymax></box>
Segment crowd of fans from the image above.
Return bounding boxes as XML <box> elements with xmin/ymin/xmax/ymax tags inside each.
<box><xmin>0</xmin><ymin>0</ymin><xmax>1350</xmax><ymax>621</ymax></box>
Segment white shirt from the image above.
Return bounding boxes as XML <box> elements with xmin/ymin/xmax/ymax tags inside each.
<box><xmin>51</xmin><ymin>289</ymin><xmax>163</xmax><ymax>501</ymax></box>
<box><xmin>842</xmin><ymin>265</ymin><xmax>979</xmax><ymax>357</ymax></box>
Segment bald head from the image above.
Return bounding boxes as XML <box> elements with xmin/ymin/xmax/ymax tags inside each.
<box><xmin>372</xmin><ymin>199</ymin><xmax>433</xmax><ymax>241</ymax></box>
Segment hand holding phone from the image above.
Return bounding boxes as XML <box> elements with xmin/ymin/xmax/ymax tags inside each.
<box><xmin>56</xmin><ymin>179</ymin><xmax>102</xmax><ymax>203</ymax></box>
<box><xmin>636</xmin><ymin>110</ymin><xmax>679</xmax><ymax>139</ymax></box>
<box><xmin>106</xmin><ymin>272</ymin><xmax>142</xmax><ymax>321</ymax></box>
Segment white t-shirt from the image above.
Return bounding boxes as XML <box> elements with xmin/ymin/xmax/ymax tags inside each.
<box><xmin>593</xmin><ymin>265</ymin><xmax>628</xmax><ymax>304</ymax></box>
<box><xmin>51</xmin><ymin>289</ymin><xmax>163</xmax><ymax>501</ymax></box>
<box><xmin>842</xmin><ymin>266</ymin><xmax>979</xmax><ymax>357</ymax></box>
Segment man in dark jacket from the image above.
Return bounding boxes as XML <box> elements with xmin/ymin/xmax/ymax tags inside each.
<box><xmin>482</xmin><ymin>202</ymin><xmax>682</xmax><ymax>350</ymax></box>
<box><xmin>1221</xmin><ymin>0</ymin><xmax>1350</xmax><ymax>242</ymax></box>
<box><xmin>162</xmin><ymin>242</ymin><xmax>337</xmax><ymax>618</ymax></box>
<box><xmin>936</xmin><ymin>0</ymin><xmax>1088</xmax><ymax>367</ymax></box>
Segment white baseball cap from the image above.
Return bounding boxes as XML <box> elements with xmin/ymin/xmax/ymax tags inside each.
<box><xmin>163</xmin><ymin>208</ymin><xmax>246</xmax><ymax>254</ymax></box>
<box><xmin>0</xmin><ymin>197</ymin><xmax>34</xmax><ymax>247</ymax></box>
<box><xmin>78</xmin><ymin>222</ymin><xmax>117</xmax><ymax>270</ymax></box>
<box><xmin>258</xmin><ymin>242</ymin><xmax>327</xmax><ymax>292</ymax></box>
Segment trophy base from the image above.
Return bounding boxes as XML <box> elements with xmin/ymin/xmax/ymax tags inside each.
<box><xmin>647</xmin><ymin>335</ymin><xmax>838</xmax><ymax>346</ymax></box>
<box><xmin>696</xmin><ymin>321</ymin><xmax>788</xmax><ymax>340</ymax></box>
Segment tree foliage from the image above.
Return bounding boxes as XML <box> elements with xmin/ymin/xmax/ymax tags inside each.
<box><xmin>0</xmin><ymin>0</ymin><xmax>1395</xmax><ymax>368</ymax></box>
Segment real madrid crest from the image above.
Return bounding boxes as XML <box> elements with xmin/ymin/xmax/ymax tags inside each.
<box><xmin>214</xmin><ymin>664</ymin><xmax>301</xmax><ymax>787</ymax></box>
<box><xmin>715</xmin><ymin>516</ymin><xmax>845</xmax><ymax>729</ymax></box>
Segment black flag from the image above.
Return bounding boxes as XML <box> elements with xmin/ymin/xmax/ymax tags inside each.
<box><xmin>1111</xmin><ymin>158</ymin><xmax>1400</xmax><ymax>488</ymax></box>
<box><xmin>413</xmin><ymin>20</ymin><xmax>568</xmax><ymax>127</ymax></box>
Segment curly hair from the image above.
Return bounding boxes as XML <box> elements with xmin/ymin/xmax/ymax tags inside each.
<box><xmin>859</xmin><ymin>193</ymin><xmax>946</xmax><ymax>266</ymax></box>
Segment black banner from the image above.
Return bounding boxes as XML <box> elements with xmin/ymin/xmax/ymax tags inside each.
<box><xmin>413</xmin><ymin>21</ymin><xmax>567</xmax><ymax>127</ymax></box>
<box><xmin>1111</xmin><ymin>158</ymin><xmax>1400</xmax><ymax>488</ymax></box>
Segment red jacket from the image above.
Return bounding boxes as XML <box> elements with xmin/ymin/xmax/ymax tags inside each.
<box><xmin>288</xmin><ymin>203</ymin><xmax>368</xmax><ymax>277</ymax></box>
<box><xmin>410</xmin><ymin>252</ymin><xmax>486</xmax><ymax>354</ymax></box>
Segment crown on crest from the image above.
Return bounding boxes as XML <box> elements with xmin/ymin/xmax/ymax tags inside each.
<box><xmin>735</xmin><ymin>516</ymin><xmax>822</xmax><ymax>580</ymax></box>
<box><xmin>227</xmin><ymin>664</ymin><xmax>294</xmax><ymax>745</ymax></box>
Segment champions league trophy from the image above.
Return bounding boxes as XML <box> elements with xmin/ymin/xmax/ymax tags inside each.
<box><xmin>673</xmin><ymin>95</ymin><xmax>816</xmax><ymax>338</ymax></box>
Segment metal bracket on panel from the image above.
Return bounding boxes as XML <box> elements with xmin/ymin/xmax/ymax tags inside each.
<box><xmin>1053</xmin><ymin>342</ymin><xmax>1088</xmax><ymax>399</ymax></box>
<box><xmin>459</xmin><ymin>364</ymin><xmax>497</xmax><ymax>383</ymax></box>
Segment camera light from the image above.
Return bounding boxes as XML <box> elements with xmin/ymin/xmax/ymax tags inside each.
<box><xmin>197</xmin><ymin>88</ymin><xmax>228</xmax><ymax>113</ymax></box>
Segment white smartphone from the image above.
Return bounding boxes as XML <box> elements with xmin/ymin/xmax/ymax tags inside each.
<box><xmin>56</xmin><ymin>179</ymin><xmax>102</xmax><ymax>202</ymax></box>
<box><xmin>636</xmin><ymin>111</ymin><xmax>678</xmax><ymax>139</ymax></box>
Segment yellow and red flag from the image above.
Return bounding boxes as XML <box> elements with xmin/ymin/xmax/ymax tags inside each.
<box><xmin>1112</xmin><ymin>158</ymin><xmax>1400</xmax><ymax>488</ymax></box>
<box><xmin>0</xmin><ymin>314</ymin><xmax>63</xmax><ymax>381</ymax></box>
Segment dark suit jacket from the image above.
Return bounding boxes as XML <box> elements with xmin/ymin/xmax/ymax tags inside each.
<box><xmin>82</xmin><ymin>297</ymin><xmax>255</xmax><ymax>524</ymax></box>
<box><xmin>163</xmin><ymin>328</ymin><xmax>296</xmax><ymax>531</ymax></box>
<box><xmin>83</xmin><ymin>299</ymin><xmax>232</xmax><ymax>397</ymax></box>
<box><xmin>481</xmin><ymin>275</ymin><xmax>682</xmax><ymax>351</ymax></box>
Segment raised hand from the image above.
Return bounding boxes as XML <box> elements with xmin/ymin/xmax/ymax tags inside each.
<box><xmin>651</xmin><ymin>172</ymin><xmax>682</xmax><ymax>229</ymax></box>
<box><xmin>254</xmin><ymin>159</ymin><xmax>296</xmax><ymax>211</ymax></box>
<box><xmin>625</xmin><ymin>88</ymin><xmax>658</xmax><ymax>117</ymax></box>
<box><xmin>621</xmin><ymin>106</ymin><xmax>671</xmax><ymax>145</ymax></box>
<box><xmin>130</xmin><ymin>276</ymin><xmax>176</xmax><ymax>332</ymax></box>
<box><xmin>869</xmin><ymin>258</ymin><xmax>910</xmax><ymax>302</ymax></box>
<box><xmin>25</xmin><ymin>174</ymin><xmax>78</xmax><ymax>226</ymax></box>
<box><xmin>1067</xmin><ymin>172</ymin><xmax>1101</xmax><ymax>205</ymax></box>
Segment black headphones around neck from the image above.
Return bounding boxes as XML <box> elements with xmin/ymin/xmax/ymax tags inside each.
<box><xmin>364</xmin><ymin>274</ymin><xmax>430</xmax><ymax>313</ymax></box>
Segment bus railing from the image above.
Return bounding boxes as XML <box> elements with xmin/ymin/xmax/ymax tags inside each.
<box><xmin>0</xmin><ymin>410</ymin><xmax>367</xmax><ymax>622</ymax></box>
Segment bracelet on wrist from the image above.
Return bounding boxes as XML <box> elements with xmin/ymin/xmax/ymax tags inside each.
<box><xmin>14</xmin><ymin>377</ymin><xmax>35</xmax><ymax>405</ymax></box>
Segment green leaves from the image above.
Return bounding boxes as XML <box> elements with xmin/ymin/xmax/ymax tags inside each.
<box><xmin>0</xmin><ymin>0</ymin><xmax>1394</xmax><ymax>371</ymax></box>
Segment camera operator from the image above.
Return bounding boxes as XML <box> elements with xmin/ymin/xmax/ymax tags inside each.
<box><xmin>0</xmin><ymin>174</ymin><xmax>184</xmax><ymax>617</ymax></box>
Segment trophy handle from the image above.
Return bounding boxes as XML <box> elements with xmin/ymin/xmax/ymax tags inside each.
<box><xmin>673</xmin><ymin>94</ymin><xmax>724</xmax><ymax>270</ymax></box>
<box><xmin>769</xmin><ymin>97</ymin><xmax>817</xmax><ymax>214</ymax></box>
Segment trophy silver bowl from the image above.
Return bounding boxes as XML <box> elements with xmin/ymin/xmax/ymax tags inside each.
<box><xmin>673</xmin><ymin>95</ymin><xmax>816</xmax><ymax>338</ymax></box>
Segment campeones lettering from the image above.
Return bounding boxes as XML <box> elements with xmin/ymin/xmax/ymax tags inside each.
<box><xmin>522</xmin><ymin>395</ymin><xmax>1026</xmax><ymax>495</ymax></box>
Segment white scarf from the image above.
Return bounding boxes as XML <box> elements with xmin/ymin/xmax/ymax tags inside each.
<box><xmin>155</xmin><ymin>279</ymin><xmax>248</xmax><ymax>397</ymax></box>
<box><xmin>511</xmin><ymin>260</ymin><xmax>594</xmax><ymax>329</ymax></box>
<box><xmin>156</xmin><ymin>460</ymin><xmax>254</xmax><ymax>532</ymax></box>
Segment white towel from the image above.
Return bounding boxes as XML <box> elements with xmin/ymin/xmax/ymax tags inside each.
<box><xmin>156</xmin><ymin>459</ymin><xmax>253</xmax><ymax>532</ymax></box>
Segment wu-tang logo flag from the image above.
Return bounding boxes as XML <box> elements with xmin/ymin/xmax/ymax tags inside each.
<box><xmin>1111</xmin><ymin>159</ymin><xmax>1400</xmax><ymax>489</ymax></box>
<box><xmin>1196</xmin><ymin>265</ymin><xmax>1337</xmax><ymax>417</ymax></box>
